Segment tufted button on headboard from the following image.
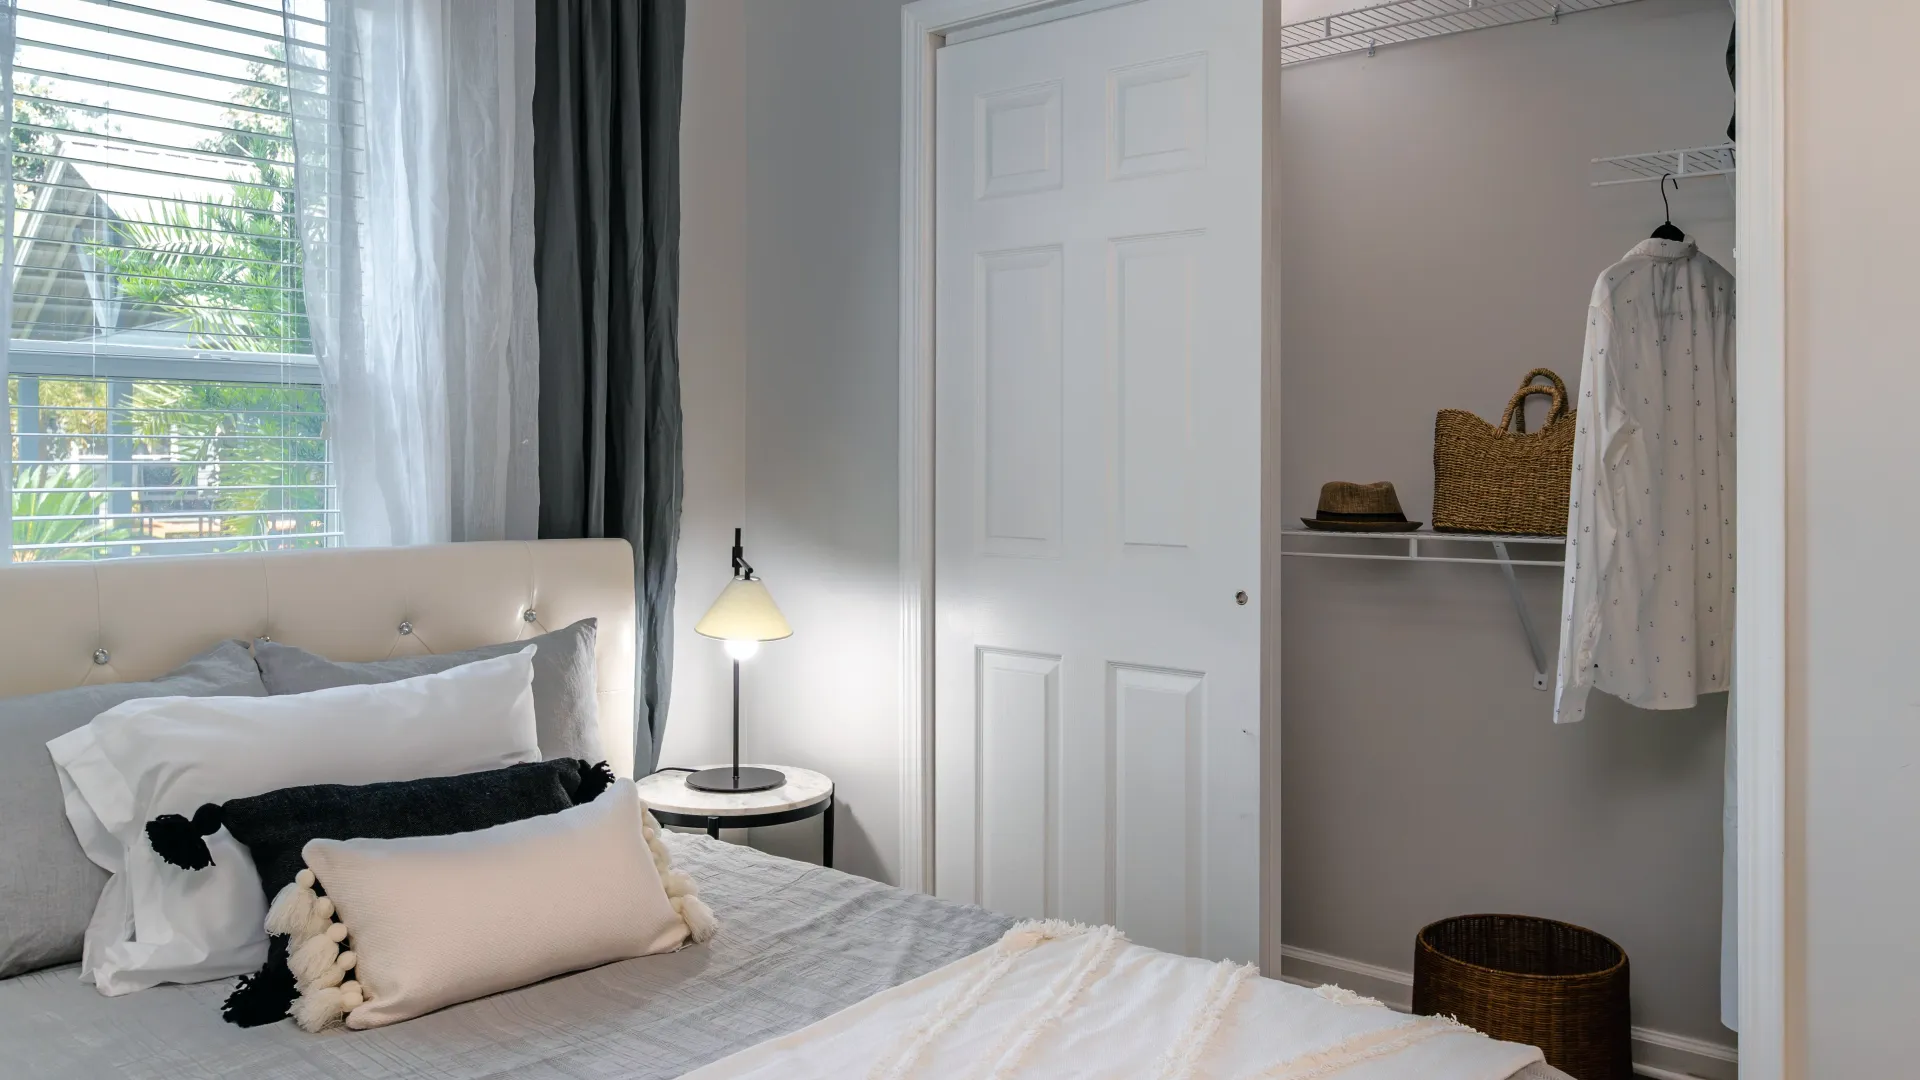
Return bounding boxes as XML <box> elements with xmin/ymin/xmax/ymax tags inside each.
<box><xmin>0</xmin><ymin>539</ymin><xmax>639</xmax><ymax>776</ymax></box>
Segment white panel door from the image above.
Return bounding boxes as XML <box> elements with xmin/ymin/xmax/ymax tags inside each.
<box><xmin>933</xmin><ymin>0</ymin><xmax>1262</xmax><ymax>964</ymax></box>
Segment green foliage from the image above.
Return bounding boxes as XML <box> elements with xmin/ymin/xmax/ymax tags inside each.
<box><xmin>7</xmin><ymin>463</ymin><xmax>128</xmax><ymax>560</ymax></box>
<box><xmin>80</xmin><ymin>55</ymin><xmax>308</xmax><ymax>353</ymax></box>
<box><xmin>9</xmin><ymin>374</ymin><xmax>331</xmax><ymax>562</ymax></box>
<box><xmin>120</xmin><ymin>378</ymin><xmax>330</xmax><ymax>512</ymax></box>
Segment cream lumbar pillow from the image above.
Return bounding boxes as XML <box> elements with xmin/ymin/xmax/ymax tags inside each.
<box><xmin>286</xmin><ymin>778</ymin><xmax>714</xmax><ymax>1031</ymax></box>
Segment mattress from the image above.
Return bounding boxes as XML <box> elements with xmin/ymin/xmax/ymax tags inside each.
<box><xmin>0</xmin><ymin>834</ymin><xmax>1571</xmax><ymax>1080</ymax></box>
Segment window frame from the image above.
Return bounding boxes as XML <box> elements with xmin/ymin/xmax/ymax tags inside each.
<box><xmin>7</xmin><ymin>338</ymin><xmax>336</xmax><ymax>560</ymax></box>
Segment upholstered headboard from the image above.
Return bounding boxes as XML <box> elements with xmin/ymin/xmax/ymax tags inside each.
<box><xmin>0</xmin><ymin>540</ymin><xmax>639</xmax><ymax>776</ymax></box>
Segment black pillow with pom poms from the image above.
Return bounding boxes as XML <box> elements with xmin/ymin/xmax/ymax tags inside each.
<box><xmin>145</xmin><ymin>758</ymin><xmax>615</xmax><ymax>1026</ymax></box>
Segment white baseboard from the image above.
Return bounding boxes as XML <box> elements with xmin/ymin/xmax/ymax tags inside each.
<box><xmin>1277</xmin><ymin>945</ymin><xmax>1738</xmax><ymax>1080</ymax></box>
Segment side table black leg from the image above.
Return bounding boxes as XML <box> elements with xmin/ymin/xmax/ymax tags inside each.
<box><xmin>822</xmin><ymin>794</ymin><xmax>834</xmax><ymax>869</ymax></box>
<box><xmin>707</xmin><ymin>816</ymin><xmax>721</xmax><ymax>840</ymax></box>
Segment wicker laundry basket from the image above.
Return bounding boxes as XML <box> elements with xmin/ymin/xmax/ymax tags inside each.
<box><xmin>1432</xmin><ymin>368</ymin><xmax>1576</xmax><ymax>536</ymax></box>
<box><xmin>1412</xmin><ymin>914</ymin><xmax>1632</xmax><ymax>1080</ymax></box>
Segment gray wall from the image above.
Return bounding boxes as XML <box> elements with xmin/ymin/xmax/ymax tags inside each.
<box><xmin>668</xmin><ymin>0</ymin><xmax>749</xmax><ymax>775</ymax></box>
<box><xmin>1788</xmin><ymin>1</ymin><xmax>1920</xmax><ymax>1073</ymax></box>
<box><xmin>1280</xmin><ymin>0</ymin><xmax>1735</xmax><ymax>1047</ymax></box>
<box><xmin>731</xmin><ymin>0</ymin><xmax>910</xmax><ymax>883</ymax></box>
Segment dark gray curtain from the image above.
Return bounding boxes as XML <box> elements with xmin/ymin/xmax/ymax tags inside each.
<box><xmin>532</xmin><ymin>0</ymin><xmax>686</xmax><ymax>775</ymax></box>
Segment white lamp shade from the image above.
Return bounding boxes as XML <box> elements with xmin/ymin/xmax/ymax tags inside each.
<box><xmin>695</xmin><ymin>577</ymin><xmax>793</xmax><ymax>642</ymax></box>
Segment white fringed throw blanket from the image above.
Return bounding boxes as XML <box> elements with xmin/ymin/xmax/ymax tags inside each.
<box><xmin>681</xmin><ymin>921</ymin><xmax>1545</xmax><ymax>1080</ymax></box>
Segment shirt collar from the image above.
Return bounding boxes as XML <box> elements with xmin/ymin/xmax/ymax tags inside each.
<box><xmin>1628</xmin><ymin>237</ymin><xmax>1697</xmax><ymax>260</ymax></box>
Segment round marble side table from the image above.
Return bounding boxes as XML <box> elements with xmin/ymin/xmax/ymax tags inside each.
<box><xmin>635</xmin><ymin>765</ymin><xmax>835</xmax><ymax>868</ymax></box>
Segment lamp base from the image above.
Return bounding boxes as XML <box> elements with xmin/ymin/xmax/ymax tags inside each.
<box><xmin>685</xmin><ymin>766</ymin><xmax>786</xmax><ymax>794</ymax></box>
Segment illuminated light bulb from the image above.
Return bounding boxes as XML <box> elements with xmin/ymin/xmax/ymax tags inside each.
<box><xmin>723</xmin><ymin>638</ymin><xmax>761</xmax><ymax>661</ymax></box>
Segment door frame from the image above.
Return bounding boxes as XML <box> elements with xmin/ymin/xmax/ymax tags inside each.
<box><xmin>1733</xmin><ymin>2</ymin><xmax>1787</xmax><ymax>1074</ymax></box>
<box><xmin>896</xmin><ymin>6</ymin><xmax>1787</xmax><ymax>1076</ymax></box>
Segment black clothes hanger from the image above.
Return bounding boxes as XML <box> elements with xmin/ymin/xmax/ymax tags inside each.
<box><xmin>1650</xmin><ymin>174</ymin><xmax>1686</xmax><ymax>241</ymax></box>
<box><xmin>1726</xmin><ymin>24</ymin><xmax>1737</xmax><ymax>142</ymax></box>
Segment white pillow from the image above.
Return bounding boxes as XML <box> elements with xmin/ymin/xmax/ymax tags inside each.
<box><xmin>47</xmin><ymin>648</ymin><xmax>541</xmax><ymax>996</ymax></box>
<box><xmin>289</xmin><ymin>779</ymin><xmax>712</xmax><ymax>1031</ymax></box>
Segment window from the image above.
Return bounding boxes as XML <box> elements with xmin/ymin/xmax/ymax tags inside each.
<box><xmin>5</xmin><ymin>0</ymin><xmax>335</xmax><ymax>562</ymax></box>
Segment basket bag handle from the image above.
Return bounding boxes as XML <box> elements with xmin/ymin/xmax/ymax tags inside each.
<box><xmin>1498</xmin><ymin>368</ymin><xmax>1569</xmax><ymax>435</ymax></box>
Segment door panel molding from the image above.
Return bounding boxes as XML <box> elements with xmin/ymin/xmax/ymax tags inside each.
<box><xmin>1107</xmin><ymin>661</ymin><xmax>1207</xmax><ymax>955</ymax></box>
<box><xmin>976</xmin><ymin>647</ymin><xmax>1063</xmax><ymax>917</ymax></box>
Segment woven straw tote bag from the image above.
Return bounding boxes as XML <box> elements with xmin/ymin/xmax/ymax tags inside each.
<box><xmin>1432</xmin><ymin>368</ymin><xmax>1576</xmax><ymax>536</ymax></box>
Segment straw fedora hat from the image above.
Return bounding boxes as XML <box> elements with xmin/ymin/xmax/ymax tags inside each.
<box><xmin>1301</xmin><ymin>481</ymin><xmax>1422</xmax><ymax>532</ymax></box>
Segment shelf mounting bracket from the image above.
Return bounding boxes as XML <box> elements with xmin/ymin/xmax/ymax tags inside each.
<box><xmin>1491</xmin><ymin>541</ymin><xmax>1551</xmax><ymax>691</ymax></box>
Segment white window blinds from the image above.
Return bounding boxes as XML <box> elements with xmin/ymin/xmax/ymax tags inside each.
<box><xmin>4</xmin><ymin>0</ymin><xmax>336</xmax><ymax>561</ymax></box>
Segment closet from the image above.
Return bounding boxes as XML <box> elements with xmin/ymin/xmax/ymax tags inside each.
<box><xmin>1276</xmin><ymin>1</ymin><xmax>1738</xmax><ymax>1075</ymax></box>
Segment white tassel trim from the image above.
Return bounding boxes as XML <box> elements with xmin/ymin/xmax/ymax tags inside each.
<box><xmin>273</xmin><ymin>864</ymin><xmax>368</xmax><ymax>1031</ymax></box>
<box><xmin>264</xmin><ymin>877</ymin><xmax>317</xmax><ymax>937</ymax></box>
<box><xmin>292</xmin><ymin>985</ymin><xmax>347</xmax><ymax>1033</ymax></box>
<box><xmin>289</xmin><ymin>929</ymin><xmax>346</xmax><ymax>990</ymax></box>
<box><xmin>642</xmin><ymin>800</ymin><xmax>718</xmax><ymax>944</ymax></box>
<box><xmin>675</xmin><ymin>894</ymin><xmax>719</xmax><ymax>943</ymax></box>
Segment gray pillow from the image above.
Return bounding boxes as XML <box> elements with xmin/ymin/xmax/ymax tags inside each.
<box><xmin>0</xmin><ymin>640</ymin><xmax>266</xmax><ymax>979</ymax></box>
<box><xmin>253</xmin><ymin>619</ymin><xmax>602</xmax><ymax>763</ymax></box>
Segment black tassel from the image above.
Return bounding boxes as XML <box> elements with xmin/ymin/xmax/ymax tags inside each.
<box><xmin>221</xmin><ymin>936</ymin><xmax>297</xmax><ymax>1028</ymax></box>
<box><xmin>146</xmin><ymin>803</ymin><xmax>224</xmax><ymax>870</ymax></box>
<box><xmin>576</xmin><ymin>760</ymin><xmax>616</xmax><ymax>804</ymax></box>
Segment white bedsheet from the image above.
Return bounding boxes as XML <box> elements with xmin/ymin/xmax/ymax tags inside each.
<box><xmin>682</xmin><ymin>920</ymin><xmax>1547</xmax><ymax>1080</ymax></box>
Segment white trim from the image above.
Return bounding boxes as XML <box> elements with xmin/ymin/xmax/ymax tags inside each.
<box><xmin>1280</xmin><ymin>943</ymin><xmax>1412</xmax><ymax>995</ymax></box>
<box><xmin>1733</xmin><ymin>2</ymin><xmax>1787</xmax><ymax>1078</ymax></box>
<box><xmin>1633</xmin><ymin>1026</ymin><xmax>1742</xmax><ymax>1066</ymax></box>
<box><xmin>899</xmin><ymin>0</ymin><xmax>1111</xmax><ymax>896</ymax></box>
<box><xmin>1631</xmin><ymin>1066</ymin><xmax>1715</xmax><ymax>1080</ymax></box>
<box><xmin>1258</xmin><ymin>0</ymin><xmax>1284</xmax><ymax>982</ymax></box>
<box><xmin>7</xmin><ymin>340</ymin><xmax>324</xmax><ymax>385</ymax></box>
<box><xmin>896</xmin><ymin>2</ymin><xmax>935</xmax><ymax>897</ymax></box>
<box><xmin>1277</xmin><ymin>945</ymin><xmax>1739</xmax><ymax>1080</ymax></box>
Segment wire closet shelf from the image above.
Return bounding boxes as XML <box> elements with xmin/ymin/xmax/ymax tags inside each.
<box><xmin>1279</xmin><ymin>0</ymin><xmax>1647</xmax><ymax>65</ymax></box>
<box><xmin>1590</xmin><ymin>143</ymin><xmax>1736</xmax><ymax>186</ymax></box>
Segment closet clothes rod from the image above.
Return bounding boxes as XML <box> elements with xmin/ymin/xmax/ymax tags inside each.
<box><xmin>1278</xmin><ymin>0</ymin><xmax>1647</xmax><ymax>66</ymax></box>
<box><xmin>1280</xmin><ymin>529</ymin><xmax>1564</xmax><ymax>691</ymax></box>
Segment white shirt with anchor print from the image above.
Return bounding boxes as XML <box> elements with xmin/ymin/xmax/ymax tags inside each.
<box><xmin>1554</xmin><ymin>237</ymin><xmax>1736</xmax><ymax>724</ymax></box>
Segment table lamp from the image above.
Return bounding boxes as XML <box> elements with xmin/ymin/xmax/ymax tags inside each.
<box><xmin>688</xmin><ymin>528</ymin><xmax>792</xmax><ymax>793</ymax></box>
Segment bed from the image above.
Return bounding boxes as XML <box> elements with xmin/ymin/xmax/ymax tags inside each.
<box><xmin>0</xmin><ymin>542</ymin><xmax>1569</xmax><ymax>1080</ymax></box>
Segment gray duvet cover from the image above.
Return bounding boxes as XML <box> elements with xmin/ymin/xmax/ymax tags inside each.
<box><xmin>0</xmin><ymin>834</ymin><xmax>1569</xmax><ymax>1080</ymax></box>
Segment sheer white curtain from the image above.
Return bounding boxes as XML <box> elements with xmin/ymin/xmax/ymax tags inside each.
<box><xmin>0</xmin><ymin>0</ymin><xmax>14</xmax><ymax>556</ymax></box>
<box><xmin>287</xmin><ymin>0</ymin><xmax>539</xmax><ymax>547</ymax></box>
